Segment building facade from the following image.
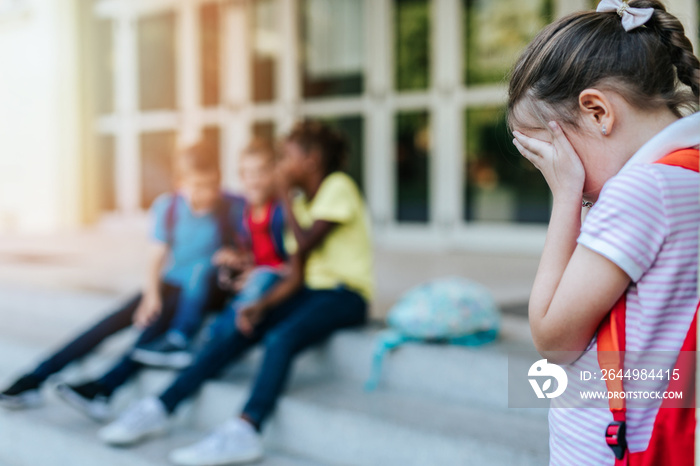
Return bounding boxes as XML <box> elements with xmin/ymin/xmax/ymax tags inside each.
<box><xmin>1</xmin><ymin>0</ymin><xmax>698</xmax><ymax>252</ymax></box>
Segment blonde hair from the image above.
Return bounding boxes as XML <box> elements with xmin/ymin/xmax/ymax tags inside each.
<box><xmin>240</xmin><ymin>137</ymin><xmax>277</xmax><ymax>165</ymax></box>
<box><xmin>508</xmin><ymin>1</ymin><xmax>700</xmax><ymax>130</ymax></box>
<box><xmin>176</xmin><ymin>142</ymin><xmax>220</xmax><ymax>177</ymax></box>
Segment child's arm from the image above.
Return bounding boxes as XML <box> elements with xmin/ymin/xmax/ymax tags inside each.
<box><xmin>513</xmin><ymin>123</ymin><xmax>631</xmax><ymax>363</ymax></box>
<box><xmin>235</xmin><ymin>252</ymin><xmax>305</xmax><ymax>335</ymax></box>
<box><xmin>133</xmin><ymin>242</ymin><xmax>169</xmax><ymax>328</ymax></box>
<box><xmin>279</xmin><ymin>188</ymin><xmax>338</xmax><ymax>256</ymax></box>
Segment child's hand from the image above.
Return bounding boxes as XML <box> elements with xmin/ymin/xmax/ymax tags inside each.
<box><xmin>513</xmin><ymin>121</ymin><xmax>585</xmax><ymax>200</ymax></box>
<box><xmin>235</xmin><ymin>301</ymin><xmax>266</xmax><ymax>336</ymax></box>
<box><xmin>133</xmin><ymin>291</ymin><xmax>162</xmax><ymax>328</ymax></box>
<box><xmin>232</xmin><ymin>268</ymin><xmax>252</xmax><ymax>292</ymax></box>
<box><xmin>213</xmin><ymin>247</ymin><xmax>248</xmax><ymax>269</ymax></box>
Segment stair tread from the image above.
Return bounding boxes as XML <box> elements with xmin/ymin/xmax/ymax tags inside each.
<box><xmin>0</xmin><ymin>393</ymin><xmax>327</xmax><ymax>466</ymax></box>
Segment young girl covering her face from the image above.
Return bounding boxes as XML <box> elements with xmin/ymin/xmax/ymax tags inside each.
<box><xmin>508</xmin><ymin>1</ymin><xmax>699</xmax><ymax>464</ymax></box>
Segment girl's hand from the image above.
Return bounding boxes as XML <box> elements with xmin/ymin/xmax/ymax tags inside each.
<box><xmin>213</xmin><ymin>247</ymin><xmax>248</xmax><ymax>269</ymax></box>
<box><xmin>232</xmin><ymin>268</ymin><xmax>252</xmax><ymax>292</ymax></box>
<box><xmin>513</xmin><ymin>121</ymin><xmax>585</xmax><ymax>200</ymax></box>
<box><xmin>235</xmin><ymin>301</ymin><xmax>266</xmax><ymax>336</ymax></box>
<box><xmin>133</xmin><ymin>291</ymin><xmax>162</xmax><ymax>328</ymax></box>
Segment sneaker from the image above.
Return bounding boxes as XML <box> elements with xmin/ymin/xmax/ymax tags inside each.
<box><xmin>131</xmin><ymin>332</ymin><xmax>193</xmax><ymax>369</ymax></box>
<box><xmin>98</xmin><ymin>397</ymin><xmax>169</xmax><ymax>446</ymax></box>
<box><xmin>169</xmin><ymin>417</ymin><xmax>263</xmax><ymax>466</ymax></box>
<box><xmin>55</xmin><ymin>382</ymin><xmax>111</xmax><ymax>422</ymax></box>
<box><xmin>0</xmin><ymin>375</ymin><xmax>43</xmax><ymax>410</ymax></box>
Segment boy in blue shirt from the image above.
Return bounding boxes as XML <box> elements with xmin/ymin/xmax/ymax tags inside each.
<box><xmin>0</xmin><ymin>143</ymin><xmax>244</xmax><ymax>421</ymax></box>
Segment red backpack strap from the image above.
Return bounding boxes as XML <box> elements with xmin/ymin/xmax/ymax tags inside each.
<box><xmin>597</xmin><ymin>295</ymin><xmax>629</xmax><ymax>463</ymax></box>
<box><xmin>597</xmin><ymin>148</ymin><xmax>698</xmax><ymax>464</ymax></box>
<box><xmin>653</xmin><ymin>148</ymin><xmax>699</xmax><ymax>171</ymax></box>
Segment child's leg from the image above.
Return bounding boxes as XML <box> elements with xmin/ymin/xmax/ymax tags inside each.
<box><xmin>159</xmin><ymin>285</ymin><xmax>306</xmax><ymax>414</ymax></box>
<box><xmin>94</xmin><ymin>284</ymin><xmax>182</xmax><ymax>396</ymax></box>
<box><xmin>27</xmin><ymin>292</ymin><xmax>144</xmax><ymax>384</ymax></box>
<box><xmin>241</xmin><ymin>288</ymin><xmax>367</xmax><ymax>429</ymax></box>
<box><xmin>157</xmin><ymin>326</ymin><xmax>260</xmax><ymax>413</ymax></box>
<box><xmin>167</xmin><ymin>263</ymin><xmax>219</xmax><ymax>341</ymax></box>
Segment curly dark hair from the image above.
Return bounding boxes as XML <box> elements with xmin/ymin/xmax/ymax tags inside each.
<box><xmin>285</xmin><ymin>119</ymin><xmax>349</xmax><ymax>175</ymax></box>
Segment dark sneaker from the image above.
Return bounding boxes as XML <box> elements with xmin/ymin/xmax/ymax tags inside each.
<box><xmin>55</xmin><ymin>381</ymin><xmax>111</xmax><ymax>423</ymax></box>
<box><xmin>130</xmin><ymin>333</ymin><xmax>193</xmax><ymax>369</ymax></box>
<box><xmin>0</xmin><ymin>375</ymin><xmax>43</xmax><ymax>410</ymax></box>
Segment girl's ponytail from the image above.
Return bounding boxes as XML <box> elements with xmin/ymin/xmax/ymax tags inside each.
<box><xmin>508</xmin><ymin>1</ymin><xmax>700</xmax><ymax>129</ymax></box>
<box><xmin>638</xmin><ymin>1</ymin><xmax>700</xmax><ymax>98</ymax></box>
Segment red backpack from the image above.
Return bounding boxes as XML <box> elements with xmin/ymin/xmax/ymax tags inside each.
<box><xmin>598</xmin><ymin>148</ymin><xmax>699</xmax><ymax>466</ymax></box>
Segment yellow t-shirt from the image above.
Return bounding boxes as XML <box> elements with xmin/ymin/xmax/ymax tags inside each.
<box><xmin>285</xmin><ymin>172</ymin><xmax>374</xmax><ymax>301</ymax></box>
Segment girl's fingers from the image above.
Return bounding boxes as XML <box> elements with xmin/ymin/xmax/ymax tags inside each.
<box><xmin>512</xmin><ymin>131</ymin><xmax>551</xmax><ymax>157</ymax></box>
<box><xmin>513</xmin><ymin>138</ymin><xmax>539</xmax><ymax>163</ymax></box>
<box><xmin>548</xmin><ymin>121</ymin><xmax>577</xmax><ymax>159</ymax></box>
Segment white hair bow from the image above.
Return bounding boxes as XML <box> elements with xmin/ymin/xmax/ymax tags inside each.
<box><xmin>597</xmin><ymin>0</ymin><xmax>654</xmax><ymax>31</ymax></box>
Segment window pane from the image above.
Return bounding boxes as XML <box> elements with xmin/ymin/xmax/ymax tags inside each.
<box><xmin>97</xmin><ymin>135</ymin><xmax>116</xmax><ymax>211</ymax></box>
<box><xmin>396</xmin><ymin>111</ymin><xmax>430</xmax><ymax>222</ymax></box>
<box><xmin>300</xmin><ymin>0</ymin><xmax>365</xmax><ymax>98</ymax></box>
<box><xmin>463</xmin><ymin>107</ymin><xmax>550</xmax><ymax>223</ymax></box>
<box><xmin>394</xmin><ymin>0</ymin><xmax>430</xmax><ymax>91</ymax></box>
<box><xmin>138</xmin><ymin>12</ymin><xmax>177</xmax><ymax>111</ymax></box>
<box><xmin>200</xmin><ymin>3</ymin><xmax>221</xmax><ymax>107</ymax></box>
<box><xmin>140</xmin><ymin>131</ymin><xmax>177</xmax><ymax>209</ymax></box>
<box><xmin>252</xmin><ymin>0</ymin><xmax>279</xmax><ymax>102</ymax></box>
<box><xmin>94</xmin><ymin>19</ymin><xmax>114</xmax><ymax>114</ymax></box>
<box><xmin>463</xmin><ymin>0</ymin><xmax>552</xmax><ymax>85</ymax></box>
<box><xmin>320</xmin><ymin>116</ymin><xmax>364</xmax><ymax>192</ymax></box>
<box><xmin>251</xmin><ymin>121</ymin><xmax>276</xmax><ymax>145</ymax></box>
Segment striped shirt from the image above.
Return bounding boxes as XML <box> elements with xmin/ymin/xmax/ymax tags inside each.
<box><xmin>548</xmin><ymin>160</ymin><xmax>700</xmax><ymax>466</ymax></box>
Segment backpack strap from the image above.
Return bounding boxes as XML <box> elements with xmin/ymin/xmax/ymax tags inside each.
<box><xmin>597</xmin><ymin>148</ymin><xmax>699</xmax><ymax>464</ymax></box>
<box><xmin>165</xmin><ymin>193</ymin><xmax>179</xmax><ymax>248</ymax></box>
<box><xmin>217</xmin><ymin>193</ymin><xmax>246</xmax><ymax>249</ymax></box>
<box><xmin>653</xmin><ymin>148</ymin><xmax>699</xmax><ymax>172</ymax></box>
<box><xmin>597</xmin><ymin>295</ymin><xmax>628</xmax><ymax>462</ymax></box>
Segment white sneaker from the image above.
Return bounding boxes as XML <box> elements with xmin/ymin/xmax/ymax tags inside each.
<box><xmin>55</xmin><ymin>383</ymin><xmax>111</xmax><ymax>423</ymax></box>
<box><xmin>0</xmin><ymin>389</ymin><xmax>42</xmax><ymax>410</ymax></box>
<box><xmin>98</xmin><ymin>397</ymin><xmax>169</xmax><ymax>446</ymax></box>
<box><xmin>0</xmin><ymin>375</ymin><xmax>43</xmax><ymax>410</ymax></box>
<box><xmin>169</xmin><ymin>417</ymin><xmax>263</xmax><ymax>466</ymax></box>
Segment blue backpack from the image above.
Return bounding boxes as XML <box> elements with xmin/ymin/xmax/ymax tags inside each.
<box><xmin>365</xmin><ymin>276</ymin><xmax>501</xmax><ymax>390</ymax></box>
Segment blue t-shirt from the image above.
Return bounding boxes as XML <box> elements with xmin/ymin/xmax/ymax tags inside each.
<box><xmin>151</xmin><ymin>192</ymin><xmax>242</xmax><ymax>285</ymax></box>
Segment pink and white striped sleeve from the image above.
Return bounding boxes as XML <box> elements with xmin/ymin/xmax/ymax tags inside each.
<box><xmin>577</xmin><ymin>165</ymin><xmax>669</xmax><ymax>282</ymax></box>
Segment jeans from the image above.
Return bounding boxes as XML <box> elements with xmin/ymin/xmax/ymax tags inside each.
<box><xmin>168</xmin><ymin>263</ymin><xmax>220</xmax><ymax>340</ymax></box>
<box><xmin>159</xmin><ymin>286</ymin><xmax>367</xmax><ymax>430</ymax></box>
<box><xmin>205</xmin><ymin>267</ymin><xmax>283</xmax><ymax>342</ymax></box>
<box><xmin>29</xmin><ymin>279</ymin><xmax>225</xmax><ymax>396</ymax></box>
<box><xmin>29</xmin><ymin>283</ymin><xmax>181</xmax><ymax>387</ymax></box>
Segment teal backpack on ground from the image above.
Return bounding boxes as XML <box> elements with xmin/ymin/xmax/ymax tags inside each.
<box><xmin>365</xmin><ymin>276</ymin><xmax>501</xmax><ymax>390</ymax></box>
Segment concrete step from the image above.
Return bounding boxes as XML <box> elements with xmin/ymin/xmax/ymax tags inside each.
<box><xmin>0</xmin><ymin>301</ymin><xmax>541</xmax><ymax>414</ymax></box>
<box><xmin>0</xmin><ymin>282</ymin><xmax>539</xmax><ymax>411</ymax></box>
<box><xmin>320</xmin><ymin>316</ymin><xmax>538</xmax><ymax>408</ymax></box>
<box><xmin>0</xmin><ymin>330</ymin><xmax>549</xmax><ymax>466</ymax></box>
<box><xmin>132</xmin><ymin>370</ymin><xmax>549</xmax><ymax>466</ymax></box>
<box><xmin>0</xmin><ymin>390</ymin><xmax>325</xmax><ymax>466</ymax></box>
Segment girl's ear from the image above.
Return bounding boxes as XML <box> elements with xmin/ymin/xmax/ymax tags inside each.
<box><xmin>578</xmin><ymin>89</ymin><xmax>615</xmax><ymax>136</ymax></box>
